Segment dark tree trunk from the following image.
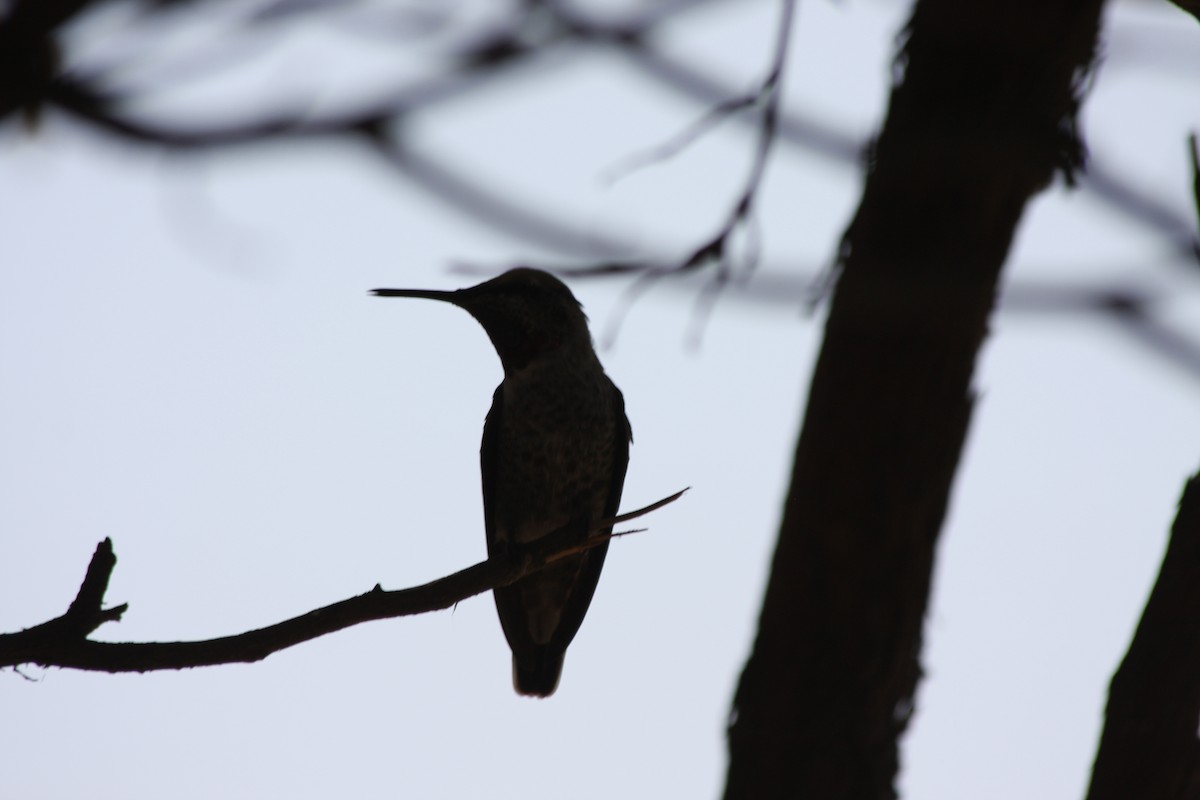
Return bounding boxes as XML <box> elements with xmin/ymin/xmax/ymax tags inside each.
<box><xmin>1086</xmin><ymin>472</ymin><xmax>1200</xmax><ymax>800</ymax></box>
<box><xmin>724</xmin><ymin>1</ymin><xmax>1105</xmax><ymax>797</ymax></box>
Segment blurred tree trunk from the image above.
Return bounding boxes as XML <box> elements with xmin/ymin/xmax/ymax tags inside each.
<box><xmin>724</xmin><ymin>1</ymin><xmax>1105</xmax><ymax>797</ymax></box>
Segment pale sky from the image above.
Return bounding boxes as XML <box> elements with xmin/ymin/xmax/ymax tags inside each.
<box><xmin>3</xmin><ymin>1</ymin><xmax>1200</xmax><ymax>798</ymax></box>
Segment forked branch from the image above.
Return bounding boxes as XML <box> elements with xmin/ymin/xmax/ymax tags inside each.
<box><xmin>0</xmin><ymin>489</ymin><xmax>685</xmax><ymax>673</ymax></box>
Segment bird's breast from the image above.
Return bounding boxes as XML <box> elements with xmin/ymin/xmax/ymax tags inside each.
<box><xmin>492</xmin><ymin>362</ymin><xmax>618</xmax><ymax>545</ymax></box>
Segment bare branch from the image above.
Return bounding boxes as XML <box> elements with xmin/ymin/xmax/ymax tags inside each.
<box><xmin>3</xmin><ymin>539</ymin><xmax>129</xmax><ymax>659</ymax></box>
<box><xmin>505</xmin><ymin>0</ymin><xmax>797</xmax><ymax>344</ymax></box>
<box><xmin>0</xmin><ymin>490</ymin><xmax>684</xmax><ymax>673</ymax></box>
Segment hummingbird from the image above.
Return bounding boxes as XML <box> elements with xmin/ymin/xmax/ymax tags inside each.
<box><xmin>372</xmin><ymin>268</ymin><xmax>632</xmax><ymax>697</ymax></box>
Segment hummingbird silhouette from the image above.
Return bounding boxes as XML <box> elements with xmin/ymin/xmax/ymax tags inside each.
<box><xmin>373</xmin><ymin>268</ymin><xmax>632</xmax><ymax>697</ymax></box>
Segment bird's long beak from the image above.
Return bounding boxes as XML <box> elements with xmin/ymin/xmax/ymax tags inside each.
<box><xmin>371</xmin><ymin>288</ymin><xmax>465</xmax><ymax>305</ymax></box>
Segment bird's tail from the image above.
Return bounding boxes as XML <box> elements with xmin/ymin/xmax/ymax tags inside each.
<box><xmin>513</xmin><ymin>650</ymin><xmax>565</xmax><ymax>698</ymax></box>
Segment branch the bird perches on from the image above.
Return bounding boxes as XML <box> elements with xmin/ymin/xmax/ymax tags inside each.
<box><xmin>0</xmin><ymin>489</ymin><xmax>686</xmax><ymax>673</ymax></box>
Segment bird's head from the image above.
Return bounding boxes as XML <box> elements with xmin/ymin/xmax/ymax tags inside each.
<box><xmin>372</xmin><ymin>268</ymin><xmax>593</xmax><ymax>373</ymax></box>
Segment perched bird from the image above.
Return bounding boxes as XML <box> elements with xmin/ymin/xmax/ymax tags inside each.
<box><xmin>372</xmin><ymin>268</ymin><xmax>632</xmax><ymax>697</ymax></box>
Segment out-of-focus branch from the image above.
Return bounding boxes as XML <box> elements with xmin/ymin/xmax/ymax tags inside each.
<box><xmin>1189</xmin><ymin>131</ymin><xmax>1200</xmax><ymax>259</ymax></box>
<box><xmin>1084</xmin><ymin>160</ymin><xmax>1200</xmax><ymax>263</ymax></box>
<box><xmin>32</xmin><ymin>0</ymin><xmax>1192</xmax><ymax>282</ymax></box>
<box><xmin>512</xmin><ymin>0</ymin><xmax>797</xmax><ymax>345</ymax></box>
<box><xmin>0</xmin><ymin>491</ymin><xmax>683</xmax><ymax>673</ymax></box>
<box><xmin>15</xmin><ymin>0</ymin><xmax>1196</xmax><ymax>279</ymax></box>
<box><xmin>608</xmin><ymin>21</ymin><xmax>1200</xmax><ymax>260</ymax></box>
<box><xmin>32</xmin><ymin>1</ymin><xmax>724</xmax><ymax>264</ymax></box>
<box><xmin>1085</xmin><ymin>471</ymin><xmax>1200</xmax><ymax>800</ymax></box>
<box><xmin>0</xmin><ymin>0</ymin><xmax>97</xmax><ymax>122</ymax></box>
<box><xmin>362</xmin><ymin>127</ymin><xmax>637</xmax><ymax>260</ymax></box>
<box><xmin>48</xmin><ymin>78</ymin><xmax>393</xmax><ymax>146</ymax></box>
<box><xmin>576</xmin><ymin>0</ymin><xmax>796</xmax><ymax>289</ymax></box>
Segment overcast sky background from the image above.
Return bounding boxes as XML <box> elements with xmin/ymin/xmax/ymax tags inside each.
<box><xmin>3</xmin><ymin>0</ymin><xmax>1200</xmax><ymax>797</ymax></box>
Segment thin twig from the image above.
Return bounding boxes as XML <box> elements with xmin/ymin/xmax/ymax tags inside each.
<box><xmin>603</xmin><ymin>487</ymin><xmax>689</xmax><ymax>527</ymax></box>
<box><xmin>541</xmin><ymin>0</ymin><xmax>798</xmax><ymax>344</ymax></box>
<box><xmin>600</xmin><ymin>93</ymin><xmax>761</xmax><ymax>184</ymax></box>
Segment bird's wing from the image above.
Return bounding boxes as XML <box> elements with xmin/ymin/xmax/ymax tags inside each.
<box><xmin>604</xmin><ymin>384</ymin><xmax>632</xmax><ymax>523</ymax></box>
<box><xmin>484</xmin><ymin>380</ymin><xmax>632</xmax><ymax>695</ymax></box>
<box><xmin>536</xmin><ymin>381</ymin><xmax>631</xmax><ymax>654</ymax></box>
<box><xmin>480</xmin><ymin>383</ymin><xmax>503</xmax><ymax>557</ymax></box>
